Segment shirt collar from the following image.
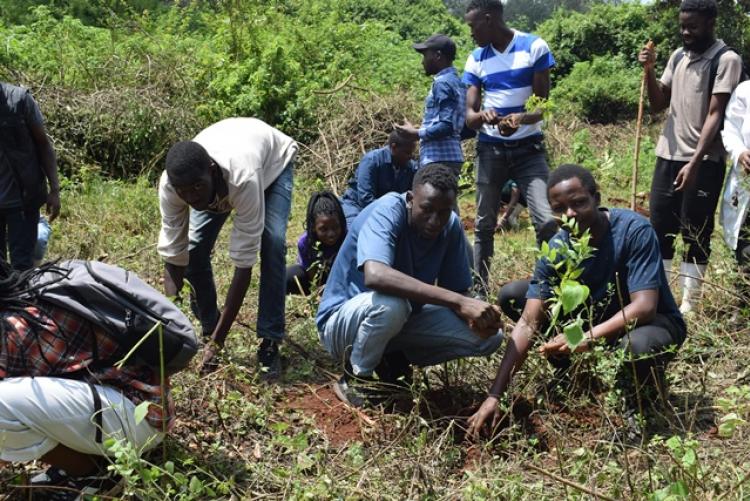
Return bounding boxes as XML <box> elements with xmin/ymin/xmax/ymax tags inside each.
<box><xmin>688</xmin><ymin>39</ymin><xmax>724</xmax><ymax>61</ymax></box>
<box><xmin>434</xmin><ymin>67</ymin><xmax>457</xmax><ymax>80</ymax></box>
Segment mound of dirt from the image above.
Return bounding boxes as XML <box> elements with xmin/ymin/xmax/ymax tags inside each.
<box><xmin>285</xmin><ymin>385</ymin><xmax>374</xmax><ymax>447</ymax></box>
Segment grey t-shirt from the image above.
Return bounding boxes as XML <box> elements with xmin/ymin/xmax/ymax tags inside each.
<box><xmin>0</xmin><ymin>83</ymin><xmax>44</xmax><ymax>208</ymax></box>
<box><xmin>656</xmin><ymin>40</ymin><xmax>743</xmax><ymax>162</ymax></box>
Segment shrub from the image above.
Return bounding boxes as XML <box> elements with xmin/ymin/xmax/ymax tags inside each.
<box><xmin>538</xmin><ymin>3</ymin><xmax>668</xmax><ymax>81</ymax></box>
<box><xmin>551</xmin><ymin>55</ymin><xmax>642</xmax><ymax>123</ymax></box>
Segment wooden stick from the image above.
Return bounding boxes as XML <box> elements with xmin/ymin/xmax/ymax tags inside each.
<box><xmin>632</xmin><ymin>40</ymin><xmax>654</xmax><ymax>211</ymax></box>
<box><xmin>527</xmin><ymin>464</ymin><xmax>618</xmax><ymax>501</ymax></box>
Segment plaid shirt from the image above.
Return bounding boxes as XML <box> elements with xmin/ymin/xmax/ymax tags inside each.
<box><xmin>418</xmin><ymin>67</ymin><xmax>466</xmax><ymax>166</ymax></box>
<box><xmin>0</xmin><ymin>305</ymin><xmax>174</xmax><ymax>430</ymax></box>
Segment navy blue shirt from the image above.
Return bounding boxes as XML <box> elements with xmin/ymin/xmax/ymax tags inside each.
<box><xmin>527</xmin><ymin>208</ymin><xmax>685</xmax><ymax>331</ymax></box>
<box><xmin>316</xmin><ymin>193</ymin><xmax>472</xmax><ymax>332</ymax></box>
<box><xmin>341</xmin><ymin>147</ymin><xmax>418</xmax><ymax>215</ymax></box>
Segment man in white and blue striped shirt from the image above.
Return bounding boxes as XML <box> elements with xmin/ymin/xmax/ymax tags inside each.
<box><xmin>463</xmin><ymin>0</ymin><xmax>556</xmax><ymax>293</ymax></box>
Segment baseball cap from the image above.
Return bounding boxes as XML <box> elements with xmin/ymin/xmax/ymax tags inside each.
<box><xmin>412</xmin><ymin>34</ymin><xmax>457</xmax><ymax>60</ymax></box>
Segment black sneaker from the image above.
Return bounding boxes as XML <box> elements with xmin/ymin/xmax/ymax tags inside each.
<box><xmin>257</xmin><ymin>338</ymin><xmax>282</xmax><ymax>381</ymax></box>
<box><xmin>29</xmin><ymin>467</ymin><xmax>119</xmax><ymax>500</ymax></box>
<box><xmin>374</xmin><ymin>351</ymin><xmax>413</xmax><ymax>391</ymax></box>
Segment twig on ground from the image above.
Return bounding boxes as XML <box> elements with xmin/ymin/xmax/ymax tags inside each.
<box><xmin>526</xmin><ymin>463</ymin><xmax>617</xmax><ymax>501</ymax></box>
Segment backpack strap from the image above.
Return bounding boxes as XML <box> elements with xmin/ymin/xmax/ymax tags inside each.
<box><xmin>90</xmin><ymin>382</ymin><xmax>103</xmax><ymax>444</ymax></box>
<box><xmin>672</xmin><ymin>48</ymin><xmax>685</xmax><ymax>73</ymax></box>
<box><xmin>709</xmin><ymin>45</ymin><xmax>732</xmax><ymax>94</ymax></box>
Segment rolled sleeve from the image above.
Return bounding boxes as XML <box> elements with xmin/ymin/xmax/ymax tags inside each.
<box><xmin>228</xmin><ymin>173</ymin><xmax>265</xmax><ymax>269</ymax></box>
<box><xmin>157</xmin><ymin>173</ymin><xmax>190</xmax><ymax>266</ymax></box>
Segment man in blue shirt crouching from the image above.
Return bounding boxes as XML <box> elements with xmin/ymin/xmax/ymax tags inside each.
<box><xmin>317</xmin><ymin>163</ymin><xmax>504</xmax><ymax>407</ymax></box>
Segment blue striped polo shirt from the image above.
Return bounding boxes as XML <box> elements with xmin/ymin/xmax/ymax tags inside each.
<box><xmin>462</xmin><ymin>30</ymin><xmax>555</xmax><ymax>143</ymax></box>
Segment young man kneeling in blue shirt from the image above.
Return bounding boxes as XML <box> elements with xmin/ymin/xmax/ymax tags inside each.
<box><xmin>316</xmin><ymin>164</ymin><xmax>504</xmax><ymax>407</ymax></box>
<box><xmin>469</xmin><ymin>164</ymin><xmax>687</xmax><ymax>437</ymax></box>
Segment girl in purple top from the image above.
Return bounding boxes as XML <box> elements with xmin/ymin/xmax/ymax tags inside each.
<box><xmin>286</xmin><ymin>191</ymin><xmax>346</xmax><ymax>295</ymax></box>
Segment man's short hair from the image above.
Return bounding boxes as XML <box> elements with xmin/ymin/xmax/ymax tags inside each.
<box><xmin>679</xmin><ymin>0</ymin><xmax>718</xmax><ymax>19</ymax></box>
<box><xmin>547</xmin><ymin>164</ymin><xmax>598</xmax><ymax>196</ymax></box>
<box><xmin>389</xmin><ymin>129</ymin><xmax>417</xmax><ymax>148</ymax></box>
<box><xmin>413</xmin><ymin>163</ymin><xmax>458</xmax><ymax>196</ymax></box>
<box><xmin>165</xmin><ymin>141</ymin><xmax>212</xmax><ymax>184</ymax></box>
<box><xmin>466</xmin><ymin>0</ymin><xmax>503</xmax><ymax>16</ymax></box>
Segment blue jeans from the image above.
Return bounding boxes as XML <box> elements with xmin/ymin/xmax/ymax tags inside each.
<box><xmin>186</xmin><ymin>162</ymin><xmax>293</xmax><ymax>341</ymax></box>
<box><xmin>473</xmin><ymin>140</ymin><xmax>553</xmax><ymax>287</ymax></box>
<box><xmin>0</xmin><ymin>206</ymin><xmax>39</xmax><ymax>270</ymax></box>
<box><xmin>320</xmin><ymin>292</ymin><xmax>503</xmax><ymax>376</ymax></box>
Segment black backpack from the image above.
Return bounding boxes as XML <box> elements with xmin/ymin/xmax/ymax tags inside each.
<box><xmin>29</xmin><ymin>260</ymin><xmax>198</xmax><ymax>374</ymax></box>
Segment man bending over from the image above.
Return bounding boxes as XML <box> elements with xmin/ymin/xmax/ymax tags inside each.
<box><xmin>158</xmin><ymin>118</ymin><xmax>296</xmax><ymax>379</ymax></box>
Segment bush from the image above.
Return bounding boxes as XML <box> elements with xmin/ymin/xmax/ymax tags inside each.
<box><xmin>551</xmin><ymin>55</ymin><xmax>642</xmax><ymax>123</ymax></box>
<box><xmin>538</xmin><ymin>3</ymin><xmax>669</xmax><ymax>81</ymax></box>
<box><xmin>0</xmin><ymin>0</ymin><xmax>460</xmax><ymax>178</ymax></box>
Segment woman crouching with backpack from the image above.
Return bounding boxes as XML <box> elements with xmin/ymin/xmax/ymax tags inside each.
<box><xmin>0</xmin><ymin>261</ymin><xmax>186</xmax><ymax>499</ymax></box>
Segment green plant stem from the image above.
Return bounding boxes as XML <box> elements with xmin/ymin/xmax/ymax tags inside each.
<box><xmin>114</xmin><ymin>321</ymin><xmax>162</xmax><ymax>369</ymax></box>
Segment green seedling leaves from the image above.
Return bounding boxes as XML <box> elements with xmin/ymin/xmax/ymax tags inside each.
<box><xmin>563</xmin><ymin>317</ymin><xmax>585</xmax><ymax>349</ymax></box>
<box><xmin>134</xmin><ymin>400</ymin><xmax>151</xmax><ymax>425</ymax></box>
<box><xmin>718</xmin><ymin>412</ymin><xmax>747</xmax><ymax>438</ymax></box>
<box><xmin>560</xmin><ymin>280</ymin><xmax>590</xmax><ymax>314</ymax></box>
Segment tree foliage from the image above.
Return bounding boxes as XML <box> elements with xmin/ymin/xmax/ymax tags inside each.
<box><xmin>0</xmin><ymin>0</ymin><xmax>462</xmax><ymax>177</ymax></box>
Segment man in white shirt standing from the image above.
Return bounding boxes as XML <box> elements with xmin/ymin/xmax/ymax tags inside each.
<box><xmin>158</xmin><ymin>118</ymin><xmax>297</xmax><ymax>379</ymax></box>
<box><xmin>721</xmin><ymin>80</ymin><xmax>750</xmax><ymax>313</ymax></box>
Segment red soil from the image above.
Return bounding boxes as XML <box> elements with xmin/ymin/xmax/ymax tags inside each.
<box><xmin>285</xmin><ymin>385</ymin><xmax>371</xmax><ymax>446</ymax></box>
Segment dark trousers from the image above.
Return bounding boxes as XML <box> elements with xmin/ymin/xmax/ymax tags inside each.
<box><xmin>498</xmin><ymin>279</ymin><xmax>686</xmax><ymax>385</ymax></box>
<box><xmin>649</xmin><ymin>157</ymin><xmax>726</xmax><ymax>264</ymax></box>
<box><xmin>0</xmin><ymin>206</ymin><xmax>39</xmax><ymax>270</ymax></box>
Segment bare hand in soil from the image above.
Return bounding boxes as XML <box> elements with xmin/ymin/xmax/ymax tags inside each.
<box><xmin>467</xmin><ymin>396</ymin><xmax>501</xmax><ymax>440</ymax></box>
<box><xmin>740</xmin><ymin>150</ymin><xmax>750</xmax><ymax>174</ymax></box>
<box><xmin>199</xmin><ymin>344</ymin><xmax>220</xmax><ymax>374</ymax></box>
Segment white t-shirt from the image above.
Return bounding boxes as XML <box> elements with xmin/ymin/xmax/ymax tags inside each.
<box><xmin>158</xmin><ymin>118</ymin><xmax>297</xmax><ymax>268</ymax></box>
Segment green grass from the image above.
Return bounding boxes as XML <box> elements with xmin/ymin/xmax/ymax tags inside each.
<box><xmin>3</xmin><ymin>121</ymin><xmax>750</xmax><ymax>500</ymax></box>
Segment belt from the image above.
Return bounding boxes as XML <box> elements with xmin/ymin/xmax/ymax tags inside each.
<box><xmin>489</xmin><ymin>135</ymin><xmax>543</xmax><ymax>149</ymax></box>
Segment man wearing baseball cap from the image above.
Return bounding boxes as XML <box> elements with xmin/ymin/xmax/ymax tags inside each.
<box><xmin>396</xmin><ymin>34</ymin><xmax>466</xmax><ymax>179</ymax></box>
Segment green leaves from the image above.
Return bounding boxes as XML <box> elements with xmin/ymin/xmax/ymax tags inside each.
<box><xmin>718</xmin><ymin>413</ymin><xmax>747</xmax><ymax>438</ymax></box>
<box><xmin>560</xmin><ymin>280</ymin><xmax>590</xmax><ymax>314</ymax></box>
<box><xmin>563</xmin><ymin>318</ymin><xmax>585</xmax><ymax>350</ymax></box>
<box><xmin>134</xmin><ymin>400</ymin><xmax>151</xmax><ymax>425</ymax></box>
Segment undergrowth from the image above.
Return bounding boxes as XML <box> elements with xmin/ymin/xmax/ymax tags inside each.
<box><xmin>2</xmin><ymin>123</ymin><xmax>750</xmax><ymax>500</ymax></box>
